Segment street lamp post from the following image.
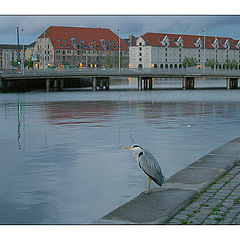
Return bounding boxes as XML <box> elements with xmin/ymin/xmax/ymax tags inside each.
<box><xmin>203</xmin><ymin>28</ymin><xmax>206</xmax><ymax>74</ymax></box>
<box><xmin>21</xmin><ymin>28</ymin><xmax>24</xmax><ymax>75</ymax></box>
<box><xmin>43</xmin><ymin>31</ymin><xmax>46</xmax><ymax>70</ymax></box>
<box><xmin>118</xmin><ymin>28</ymin><xmax>120</xmax><ymax>73</ymax></box>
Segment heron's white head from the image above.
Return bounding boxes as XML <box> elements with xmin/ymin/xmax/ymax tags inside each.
<box><xmin>123</xmin><ymin>144</ymin><xmax>143</xmax><ymax>160</ymax></box>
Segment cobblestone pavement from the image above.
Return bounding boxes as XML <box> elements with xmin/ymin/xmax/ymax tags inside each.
<box><xmin>166</xmin><ymin>162</ymin><xmax>240</xmax><ymax>225</ymax></box>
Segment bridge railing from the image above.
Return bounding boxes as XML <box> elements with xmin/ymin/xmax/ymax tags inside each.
<box><xmin>1</xmin><ymin>67</ymin><xmax>240</xmax><ymax>77</ymax></box>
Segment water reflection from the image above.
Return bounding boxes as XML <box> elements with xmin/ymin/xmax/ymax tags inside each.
<box><xmin>1</xmin><ymin>90</ymin><xmax>240</xmax><ymax>224</ymax></box>
<box><xmin>42</xmin><ymin>101</ymin><xmax>116</xmax><ymax>127</ymax></box>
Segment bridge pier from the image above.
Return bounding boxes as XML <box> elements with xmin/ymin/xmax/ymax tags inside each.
<box><xmin>105</xmin><ymin>77</ymin><xmax>110</xmax><ymax>90</ymax></box>
<box><xmin>138</xmin><ymin>77</ymin><xmax>142</xmax><ymax>90</ymax></box>
<box><xmin>138</xmin><ymin>77</ymin><xmax>153</xmax><ymax>90</ymax></box>
<box><xmin>182</xmin><ymin>77</ymin><xmax>195</xmax><ymax>90</ymax></box>
<box><xmin>227</xmin><ymin>78</ymin><xmax>238</xmax><ymax>90</ymax></box>
<box><xmin>60</xmin><ymin>79</ymin><xmax>64</xmax><ymax>90</ymax></box>
<box><xmin>53</xmin><ymin>79</ymin><xmax>58</xmax><ymax>91</ymax></box>
<box><xmin>99</xmin><ymin>78</ymin><xmax>103</xmax><ymax>90</ymax></box>
<box><xmin>92</xmin><ymin>77</ymin><xmax>110</xmax><ymax>91</ymax></box>
<box><xmin>149</xmin><ymin>78</ymin><xmax>153</xmax><ymax>90</ymax></box>
<box><xmin>46</xmin><ymin>78</ymin><xmax>50</xmax><ymax>92</ymax></box>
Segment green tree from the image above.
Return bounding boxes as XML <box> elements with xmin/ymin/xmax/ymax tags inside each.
<box><xmin>182</xmin><ymin>56</ymin><xmax>197</xmax><ymax>68</ymax></box>
<box><xmin>24</xmin><ymin>59</ymin><xmax>33</xmax><ymax>69</ymax></box>
<box><xmin>230</xmin><ymin>59</ymin><xmax>238</xmax><ymax>70</ymax></box>
<box><xmin>223</xmin><ymin>59</ymin><xmax>231</xmax><ymax>69</ymax></box>
<box><xmin>10</xmin><ymin>60</ymin><xmax>18</xmax><ymax>67</ymax></box>
<box><xmin>205</xmin><ymin>58</ymin><xmax>214</xmax><ymax>68</ymax></box>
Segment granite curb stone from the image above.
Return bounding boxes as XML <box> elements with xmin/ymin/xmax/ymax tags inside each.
<box><xmin>97</xmin><ymin>137</ymin><xmax>240</xmax><ymax>224</ymax></box>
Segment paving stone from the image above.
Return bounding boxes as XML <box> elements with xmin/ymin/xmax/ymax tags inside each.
<box><xmin>222</xmin><ymin>202</ymin><xmax>234</xmax><ymax>208</ymax></box>
<box><xmin>221</xmin><ymin>219</ymin><xmax>233</xmax><ymax>224</ymax></box>
<box><xmin>202</xmin><ymin>218</ymin><xmax>218</xmax><ymax>224</ymax></box>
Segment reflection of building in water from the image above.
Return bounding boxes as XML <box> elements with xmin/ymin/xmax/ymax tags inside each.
<box><xmin>42</xmin><ymin>101</ymin><xmax>117</xmax><ymax>126</ymax></box>
<box><xmin>131</xmin><ymin>101</ymin><xmax>236</xmax><ymax>127</ymax></box>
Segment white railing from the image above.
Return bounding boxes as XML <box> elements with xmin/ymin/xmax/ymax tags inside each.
<box><xmin>1</xmin><ymin>67</ymin><xmax>240</xmax><ymax>78</ymax></box>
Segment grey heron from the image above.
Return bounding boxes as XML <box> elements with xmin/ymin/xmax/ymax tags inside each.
<box><xmin>123</xmin><ymin>144</ymin><xmax>165</xmax><ymax>193</ymax></box>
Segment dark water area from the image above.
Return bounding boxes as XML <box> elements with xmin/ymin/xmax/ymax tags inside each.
<box><xmin>0</xmin><ymin>78</ymin><xmax>240</xmax><ymax>224</ymax></box>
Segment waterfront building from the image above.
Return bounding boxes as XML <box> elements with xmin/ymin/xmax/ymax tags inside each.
<box><xmin>129</xmin><ymin>32</ymin><xmax>240</xmax><ymax>69</ymax></box>
<box><xmin>25</xmin><ymin>41</ymin><xmax>36</xmax><ymax>62</ymax></box>
<box><xmin>32</xmin><ymin>26</ymin><xmax>129</xmax><ymax>69</ymax></box>
<box><xmin>0</xmin><ymin>42</ymin><xmax>36</xmax><ymax>70</ymax></box>
<box><xmin>0</xmin><ymin>44</ymin><xmax>19</xmax><ymax>70</ymax></box>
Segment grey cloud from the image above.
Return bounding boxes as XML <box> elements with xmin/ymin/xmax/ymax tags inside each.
<box><xmin>1</xmin><ymin>15</ymin><xmax>240</xmax><ymax>44</ymax></box>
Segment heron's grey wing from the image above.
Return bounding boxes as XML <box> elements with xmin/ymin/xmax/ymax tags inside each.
<box><xmin>138</xmin><ymin>150</ymin><xmax>165</xmax><ymax>186</ymax></box>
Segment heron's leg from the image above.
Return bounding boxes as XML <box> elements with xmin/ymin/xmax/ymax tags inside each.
<box><xmin>147</xmin><ymin>177</ymin><xmax>151</xmax><ymax>193</ymax></box>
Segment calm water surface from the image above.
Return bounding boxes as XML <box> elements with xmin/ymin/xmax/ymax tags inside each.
<box><xmin>0</xmin><ymin>79</ymin><xmax>240</xmax><ymax>224</ymax></box>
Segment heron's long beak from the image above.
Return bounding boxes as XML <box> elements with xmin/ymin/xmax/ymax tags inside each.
<box><xmin>122</xmin><ymin>147</ymin><xmax>133</xmax><ymax>149</ymax></box>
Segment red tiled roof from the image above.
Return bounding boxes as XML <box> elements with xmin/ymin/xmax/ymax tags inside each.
<box><xmin>141</xmin><ymin>32</ymin><xmax>239</xmax><ymax>50</ymax></box>
<box><xmin>39</xmin><ymin>26</ymin><xmax>128</xmax><ymax>51</ymax></box>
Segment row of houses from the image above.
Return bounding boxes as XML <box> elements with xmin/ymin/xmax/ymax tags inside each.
<box><xmin>1</xmin><ymin>26</ymin><xmax>240</xmax><ymax>70</ymax></box>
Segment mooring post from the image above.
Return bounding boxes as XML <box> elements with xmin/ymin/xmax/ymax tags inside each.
<box><xmin>92</xmin><ymin>77</ymin><xmax>97</xmax><ymax>91</ymax></box>
<box><xmin>138</xmin><ymin>77</ymin><xmax>142</xmax><ymax>90</ymax></box>
<box><xmin>46</xmin><ymin>78</ymin><xmax>50</xmax><ymax>92</ymax></box>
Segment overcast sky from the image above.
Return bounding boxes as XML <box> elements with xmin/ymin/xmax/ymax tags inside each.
<box><xmin>1</xmin><ymin>15</ymin><xmax>240</xmax><ymax>45</ymax></box>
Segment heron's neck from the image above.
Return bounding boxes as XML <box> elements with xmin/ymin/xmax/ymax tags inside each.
<box><xmin>133</xmin><ymin>150</ymin><xmax>142</xmax><ymax>163</ymax></box>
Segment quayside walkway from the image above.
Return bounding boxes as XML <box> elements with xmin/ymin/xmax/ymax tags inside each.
<box><xmin>167</xmin><ymin>162</ymin><xmax>240</xmax><ymax>224</ymax></box>
<box><xmin>96</xmin><ymin>137</ymin><xmax>240</xmax><ymax>224</ymax></box>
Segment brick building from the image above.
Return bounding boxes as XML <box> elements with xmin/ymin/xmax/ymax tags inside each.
<box><xmin>32</xmin><ymin>26</ymin><xmax>129</xmax><ymax>69</ymax></box>
<box><xmin>130</xmin><ymin>32</ymin><xmax>240</xmax><ymax>69</ymax></box>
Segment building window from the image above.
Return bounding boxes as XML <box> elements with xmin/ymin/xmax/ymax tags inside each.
<box><xmin>139</xmin><ymin>42</ymin><xmax>142</xmax><ymax>46</ymax></box>
<box><xmin>139</xmin><ymin>47</ymin><xmax>142</xmax><ymax>51</ymax></box>
<box><xmin>139</xmin><ymin>58</ymin><xmax>142</xmax><ymax>61</ymax></box>
<box><xmin>139</xmin><ymin>52</ymin><xmax>142</xmax><ymax>56</ymax></box>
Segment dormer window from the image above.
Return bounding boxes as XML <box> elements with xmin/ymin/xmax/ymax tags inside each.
<box><xmin>236</xmin><ymin>40</ymin><xmax>240</xmax><ymax>49</ymax></box>
<box><xmin>176</xmin><ymin>36</ymin><xmax>183</xmax><ymax>47</ymax></box>
<box><xmin>224</xmin><ymin>39</ymin><xmax>230</xmax><ymax>49</ymax></box>
<box><xmin>162</xmin><ymin>35</ymin><xmax>170</xmax><ymax>46</ymax></box>
<box><xmin>195</xmin><ymin>37</ymin><xmax>202</xmax><ymax>48</ymax></box>
<box><xmin>213</xmin><ymin>38</ymin><xmax>219</xmax><ymax>48</ymax></box>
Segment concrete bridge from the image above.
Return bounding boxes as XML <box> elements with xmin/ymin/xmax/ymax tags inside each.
<box><xmin>1</xmin><ymin>68</ymin><xmax>240</xmax><ymax>91</ymax></box>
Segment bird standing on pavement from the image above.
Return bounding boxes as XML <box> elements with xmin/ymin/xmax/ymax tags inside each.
<box><xmin>123</xmin><ymin>144</ymin><xmax>165</xmax><ymax>193</ymax></box>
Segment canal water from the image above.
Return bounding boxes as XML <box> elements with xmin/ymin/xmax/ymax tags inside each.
<box><xmin>0</xmin><ymin>78</ymin><xmax>240</xmax><ymax>224</ymax></box>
